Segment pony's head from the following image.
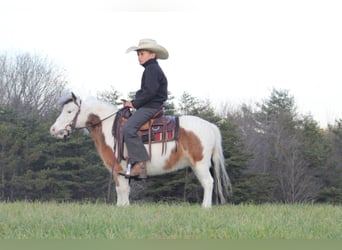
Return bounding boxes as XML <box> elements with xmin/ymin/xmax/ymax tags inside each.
<box><xmin>50</xmin><ymin>92</ymin><xmax>82</xmax><ymax>139</ymax></box>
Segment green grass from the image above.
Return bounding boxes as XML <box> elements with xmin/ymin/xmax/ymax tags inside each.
<box><xmin>0</xmin><ymin>202</ymin><xmax>341</xmax><ymax>239</ymax></box>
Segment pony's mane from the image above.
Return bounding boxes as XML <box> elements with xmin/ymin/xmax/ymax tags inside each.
<box><xmin>57</xmin><ymin>92</ymin><xmax>118</xmax><ymax>111</ymax></box>
<box><xmin>82</xmin><ymin>97</ymin><xmax>120</xmax><ymax>115</ymax></box>
<box><xmin>84</xmin><ymin>97</ymin><xmax>117</xmax><ymax>109</ymax></box>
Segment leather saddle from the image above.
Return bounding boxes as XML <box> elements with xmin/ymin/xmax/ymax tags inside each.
<box><xmin>112</xmin><ymin>107</ymin><xmax>179</xmax><ymax>162</ymax></box>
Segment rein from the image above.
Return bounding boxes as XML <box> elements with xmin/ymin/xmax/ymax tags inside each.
<box><xmin>75</xmin><ymin>111</ymin><xmax>118</xmax><ymax>131</ymax></box>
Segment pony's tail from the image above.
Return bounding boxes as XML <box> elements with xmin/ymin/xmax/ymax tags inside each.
<box><xmin>211</xmin><ymin>124</ymin><xmax>232</xmax><ymax>204</ymax></box>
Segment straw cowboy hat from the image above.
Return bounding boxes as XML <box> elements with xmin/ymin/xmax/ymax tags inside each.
<box><xmin>126</xmin><ymin>39</ymin><xmax>169</xmax><ymax>60</ymax></box>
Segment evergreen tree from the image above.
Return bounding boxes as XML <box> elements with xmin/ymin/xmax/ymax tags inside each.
<box><xmin>0</xmin><ymin>109</ymin><xmax>24</xmax><ymax>200</ymax></box>
<box><xmin>318</xmin><ymin>119</ymin><xmax>342</xmax><ymax>203</ymax></box>
<box><xmin>97</xmin><ymin>86</ymin><xmax>122</xmax><ymax>105</ymax></box>
<box><xmin>0</xmin><ymin>106</ymin><xmax>109</xmax><ymax>202</ymax></box>
<box><xmin>243</xmin><ymin>88</ymin><xmax>327</xmax><ymax>202</ymax></box>
<box><xmin>11</xmin><ymin>127</ymin><xmax>109</xmax><ymax>202</ymax></box>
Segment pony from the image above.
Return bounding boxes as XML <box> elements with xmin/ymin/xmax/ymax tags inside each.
<box><xmin>50</xmin><ymin>92</ymin><xmax>232</xmax><ymax>208</ymax></box>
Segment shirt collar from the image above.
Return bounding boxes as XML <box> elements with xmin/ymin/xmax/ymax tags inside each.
<box><xmin>142</xmin><ymin>58</ymin><xmax>157</xmax><ymax>68</ymax></box>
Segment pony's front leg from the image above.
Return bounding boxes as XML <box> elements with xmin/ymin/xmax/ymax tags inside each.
<box><xmin>115</xmin><ymin>176</ymin><xmax>130</xmax><ymax>206</ymax></box>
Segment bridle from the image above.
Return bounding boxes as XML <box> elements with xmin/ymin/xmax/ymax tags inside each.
<box><xmin>69</xmin><ymin>99</ymin><xmax>82</xmax><ymax>130</ymax></box>
<box><xmin>63</xmin><ymin>98</ymin><xmax>117</xmax><ymax>139</ymax></box>
<box><xmin>61</xmin><ymin>98</ymin><xmax>82</xmax><ymax>139</ymax></box>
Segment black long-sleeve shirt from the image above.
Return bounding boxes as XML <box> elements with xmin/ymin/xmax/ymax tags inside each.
<box><xmin>132</xmin><ymin>59</ymin><xmax>168</xmax><ymax>109</ymax></box>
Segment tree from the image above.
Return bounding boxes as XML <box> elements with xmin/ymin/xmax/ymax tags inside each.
<box><xmin>231</xmin><ymin>88</ymin><xmax>326</xmax><ymax>203</ymax></box>
<box><xmin>0</xmin><ymin>109</ymin><xmax>24</xmax><ymax>200</ymax></box>
<box><xmin>3</xmin><ymin>116</ymin><xmax>110</xmax><ymax>202</ymax></box>
<box><xmin>218</xmin><ymin>117</ymin><xmax>252</xmax><ymax>204</ymax></box>
<box><xmin>259</xmin><ymin>88</ymin><xmax>297</xmax><ymax>119</ymax></box>
<box><xmin>97</xmin><ymin>86</ymin><xmax>122</xmax><ymax>105</ymax></box>
<box><xmin>221</xmin><ymin>103</ymin><xmax>277</xmax><ymax>204</ymax></box>
<box><xmin>0</xmin><ymin>51</ymin><xmax>111</xmax><ymax>202</ymax></box>
<box><xmin>164</xmin><ymin>91</ymin><xmax>176</xmax><ymax>115</ymax></box>
<box><xmin>318</xmin><ymin>119</ymin><xmax>342</xmax><ymax>203</ymax></box>
<box><xmin>177</xmin><ymin>91</ymin><xmax>207</xmax><ymax>116</ymax></box>
<box><xmin>0</xmin><ymin>52</ymin><xmax>67</xmax><ymax>119</ymax></box>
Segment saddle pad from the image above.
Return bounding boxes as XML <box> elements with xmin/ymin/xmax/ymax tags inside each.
<box><xmin>139</xmin><ymin>116</ymin><xmax>179</xmax><ymax>143</ymax></box>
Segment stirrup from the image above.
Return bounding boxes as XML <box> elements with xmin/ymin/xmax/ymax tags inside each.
<box><xmin>125</xmin><ymin>163</ymin><xmax>132</xmax><ymax>178</ymax></box>
<box><xmin>117</xmin><ymin>163</ymin><xmax>132</xmax><ymax>178</ymax></box>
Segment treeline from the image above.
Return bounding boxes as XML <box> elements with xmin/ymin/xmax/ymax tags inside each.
<box><xmin>1</xmin><ymin>52</ymin><xmax>341</xmax><ymax>204</ymax></box>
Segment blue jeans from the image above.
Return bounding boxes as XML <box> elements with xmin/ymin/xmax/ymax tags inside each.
<box><xmin>122</xmin><ymin>107</ymin><xmax>159</xmax><ymax>164</ymax></box>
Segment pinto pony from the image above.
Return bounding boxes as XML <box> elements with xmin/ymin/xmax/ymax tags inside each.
<box><xmin>50</xmin><ymin>93</ymin><xmax>232</xmax><ymax>208</ymax></box>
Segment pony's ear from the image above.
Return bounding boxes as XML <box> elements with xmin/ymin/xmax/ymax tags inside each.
<box><xmin>71</xmin><ymin>92</ymin><xmax>77</xmax><ymax>101</ymax></box>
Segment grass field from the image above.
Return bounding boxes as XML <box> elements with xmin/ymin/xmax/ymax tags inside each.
<box><xmin>0</xmin><ymin>202</ymin><xmax>341</xmax><ymax>239</ymax></box>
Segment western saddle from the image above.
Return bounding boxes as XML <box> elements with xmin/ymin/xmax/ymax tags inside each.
<box><xmin>112</xmin><ymin>107</ymin><xmax>179</xmax><ymax>163</ymax></box>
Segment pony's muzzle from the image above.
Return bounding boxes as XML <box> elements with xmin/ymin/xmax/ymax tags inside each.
<box><xmin>50</xmin><ymin>126</ymin><xmax>69</xmax><ymax>139</ymax></box>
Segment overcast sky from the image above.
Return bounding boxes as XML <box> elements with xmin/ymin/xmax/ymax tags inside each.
<box><xmin>1</xmin><ymin>0</ymin><xmax>341</xmax><ymax>127</ymax></box>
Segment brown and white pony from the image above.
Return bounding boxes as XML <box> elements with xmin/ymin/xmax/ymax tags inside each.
<box><xmin>50</xmin><ymin>92</ymin><xmax>232</xmax><ymax>208</ymax></box>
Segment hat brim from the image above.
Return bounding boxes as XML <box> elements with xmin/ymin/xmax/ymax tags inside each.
<box><xmin>126</xmin><ymin>44</ymin><xmax>169</xmax><ymax>60</ymax></box>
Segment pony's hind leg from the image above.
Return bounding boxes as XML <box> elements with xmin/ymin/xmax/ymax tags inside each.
<box><xmin>192</xmin><ymin>163</ymin><xmax>214</xmax><ymax>208</ymax></box>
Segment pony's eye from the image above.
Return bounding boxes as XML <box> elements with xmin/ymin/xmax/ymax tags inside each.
<box><xmin>67</xmin><ymin>111</ymin><xmax>72</xmax><ymax>114</ymax></box>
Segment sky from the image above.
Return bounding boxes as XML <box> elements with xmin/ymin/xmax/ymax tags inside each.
<box><xmin>1</xmin><ymin>0</ymin><xmax>342</xmax><ymax>127</ymax></box>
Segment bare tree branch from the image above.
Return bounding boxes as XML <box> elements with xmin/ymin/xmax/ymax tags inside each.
<box><xmin>0</xmin><ymin>52</ymin><xmax>67</xmax><ymax>118</ymax></box>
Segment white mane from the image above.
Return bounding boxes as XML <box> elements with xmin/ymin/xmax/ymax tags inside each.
<box><xmin>83</xmin><ymin>97</ymin><xmax>119</xmax><ymax>114</ymax></box>
<box><xmin>57</xmin><ymin>92</ymin><xmax>119</xmax><ymax>112</ymax></box>
<box><xmin>84</xmin><ymin>97</ymin><xmax>116</xmax><ymax>107</ymax></box>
